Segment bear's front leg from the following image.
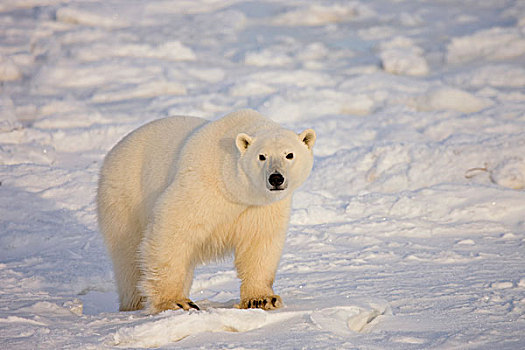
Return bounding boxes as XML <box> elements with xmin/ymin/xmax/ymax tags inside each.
<box><xmin>235</xmin><ymin>241</ymin><xmax>285</xmax><ymax>310</ymax></box>
<box><xmin>239</xmin><ymin>294</ymin><xmax>283</xmax><ymax>310</ymax></box>
<box><xmin>234</xmin><ymin>200</ymin><xmax>290</xmax><ymax>310</ymax></box>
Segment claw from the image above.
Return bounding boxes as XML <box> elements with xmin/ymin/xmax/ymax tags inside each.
<box><xmin>241</xmin><ymin>295</ymin><xmax>282</xmax><ymax>310</ymax></box>
<box><xmin>188</xmin><ymin>301</ymin><xmax>200</xmax><ymax>310</ymax></box>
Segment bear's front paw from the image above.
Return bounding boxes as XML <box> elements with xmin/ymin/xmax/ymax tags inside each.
<box><xmin>239</xmin><ymin>295</ymin><xmax>282</xmax><ymax>310</ymax></box>
<box><xmin>153</xmin><ymin>298</ymin><xmax>200</xmax><ymax>312</ymax></box>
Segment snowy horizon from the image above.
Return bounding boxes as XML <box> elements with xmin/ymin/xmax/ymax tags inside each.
<box><xmin>1</xmin><ymin>0</ymin><xmax>524</xmax><ymax>349</ymax></box>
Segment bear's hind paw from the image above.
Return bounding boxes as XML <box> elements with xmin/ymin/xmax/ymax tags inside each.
<box><xmin>239</xmin><ymin>295</ymin><xmax>282</xmax><ymax>310</ymax></box>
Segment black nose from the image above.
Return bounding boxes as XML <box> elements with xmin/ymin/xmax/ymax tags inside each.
<box><xmin>269</xmin><ymin>173</ymin><xmax>284</xmax><ymax>187</ymax></box>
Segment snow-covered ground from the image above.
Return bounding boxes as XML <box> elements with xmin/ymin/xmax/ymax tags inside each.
<box><xmin>1</xmin><ymin>0</ymin><xmax>524</xmax><ymax>348</ymax></box>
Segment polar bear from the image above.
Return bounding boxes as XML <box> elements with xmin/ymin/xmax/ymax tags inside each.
<box><xmin>97</xmin><ymin>109</ymin><xmax>316</xmax><ymax>314</ymax></box>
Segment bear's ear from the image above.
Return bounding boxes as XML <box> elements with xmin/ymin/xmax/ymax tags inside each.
<box><xmin>235</xmin><ymin>133</ymin><xmax>253</xmax><ymax>154</ymax></box>
<box><xmin>298</xmin><ymin>129</ymin><xmax>316</xmax><ymax>150</ymax></box>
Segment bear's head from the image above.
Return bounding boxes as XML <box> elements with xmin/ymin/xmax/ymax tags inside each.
<box><xmin>235</xmin><ymin>128</ymin><xmax>316</xmax><ymax>205</ymax></box>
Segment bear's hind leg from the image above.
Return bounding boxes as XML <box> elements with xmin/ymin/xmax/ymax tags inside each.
<box><xmin>114</xmin><ymin>234</ymin><xmax>144</xmax><ymax>311</ymax></box>
<box><xmin>97</xmin><ymin>189</ymin><xmax>144</xmax><ymax>311</ymax></box>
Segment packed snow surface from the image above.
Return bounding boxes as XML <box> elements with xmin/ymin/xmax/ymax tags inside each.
<box><xmin>1</xmin><ymin>0</ymin><xmax>524</xmax><ymax>349</ymax></box>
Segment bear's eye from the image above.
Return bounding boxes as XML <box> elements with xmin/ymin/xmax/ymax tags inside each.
<box><xmin>259</xmin><ymin>154</ymin><xmax>266</xmax><ymax>161</ymax></box>
<box><xmin>286</xmin><ymin>153</ymin><xmax>294</xmax><ymax>160</ymax></box>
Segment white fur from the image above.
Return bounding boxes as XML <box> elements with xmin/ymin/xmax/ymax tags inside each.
<box><xmin>97</xmin><ymin>109</ymin><xmax>315</xmax><ymax>313</ymax></box>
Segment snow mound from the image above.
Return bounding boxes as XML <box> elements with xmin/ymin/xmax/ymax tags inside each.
<box><xmin>56</xmin><ymin>6</ymin><xmax>129</xmax><ymax>28</ymax></box>
<box><xmin>490</xmin><ymin>157</ymin><xmax>525</xmax><ymax>190</ymax></box>
<box><xmin>0</xmin><ymin>96</ymin><xmax>22</xmax><ymax>132</ymax></box>
<box><xmin>229</xmin><ymin>81</ymin><xmax>276</xmax><ymax>96</ymax></box>
<box><xmin>0</xmin><ymin>142</ymin><xmax>56</xmax><ymax>165</ymax></box>
<box><xmin>447</xmin><ymin>27</ymin><xmax>525</xmax><ymax>64</ymax></box>
<box><xmin>244</xmin><ymin>49</ymin><xmax>293</xmax><ymax>67</ymax></box>
<box><xmin>75</xmin><ymin>41</ymin><xmax>196</xmax><ymax>62</ymax></box>
<box><xmin>113</xmin><ymin>300</ymin><xmax>390</xmax><ymax>348</ymax></box>
<box><xmin>414</xmin><ymin>87</ymin><xmax>492</xmax><ymax>113</ymax></box>
<box><xmin>261</xmin><ymin>88</ymin><xmax>374</xmax><ymax>122</ymax></box>
<box><xmin>0</xmin><ymin>55</ymin><xmax>22</xmax><ymax>81</ymax></box>
<box><xmin>33</xmin><ymin>64</ymin><xmax>164</xmax><ymax>93</ymax></box>
<box><xmin>448</xmin><ymin>64</ymin><xmax>525</xmax><ymax>88</ymax></box>
<box><xmin>380</xmin><ymin>48</ymin><xmax>429</xmax><ymax>76</ymax></box>
<box><xmin>145</xmin><ymin>0</ymin><xmax>243</xmax><ymax>15</ymax></box>
<box><xmin>91</xmin><ymin>81</ymin><xmax>186</xmax><ymax>103</ymax></box>
<box><xmin>272</xmin><ymin>3</ymin><xmax>373</xmax><ymax>26</ymax></box>
<box><xmin>379</xmin><ymin>37</ymin><xmax>429</xmax><ymax>76</ymax></box>
<box><xmin>310</xmin><ymin>301</ymin><xmax>391</xmax><ymax>335</ymax></box>
<box><xmin>113</xmin><ymin>308</ymin><xmax>297</xmax><ymax>348</ymax></box>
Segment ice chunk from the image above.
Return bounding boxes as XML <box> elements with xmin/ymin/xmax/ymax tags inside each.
<box><xmin>0</xmin><ymin>55</ymin><xmax>22</xmax><ymax>81</ymax></box>
<box><xmin>379</xmin><ymin>37</ymin><xmax>429</xmax><ymax>76</ymax></box>
<box><xmin>56</xmin><ymin>6</ymin><xmax>128</xmax><ymax>28</ymax></box>
<box><xmin>272</xmin><ymin>4</ymin><xmax>364</xmax><ymax>26</ymax></box>
<box><xmin>113</xmin><ymin>308</ymin><xmax>297</xmax><ymax>348</ymax></box>
<box><xmin>415</xmin><ymin>87</ymin><xmax>492</xmax><ymax>113</ymax></box>
<box><xmin>491</xmin><ymin>157</ymin><xmax>525</xmax><ymax>190</ymax></box>
<box><xmin>447</xmin><ymin>27</ymin><xmax>525</xmax><ymax>64</ymax></box>
<box><xmin>310</xmin><ymin>301</ymin><xmax>391</xmax><ymax>335</ymax></box>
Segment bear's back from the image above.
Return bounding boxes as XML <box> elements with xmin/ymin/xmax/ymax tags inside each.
<box><xmin>100</xmin><ymin>116</ymin><xmax>207</xmax><ymax>224</ymax></box>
